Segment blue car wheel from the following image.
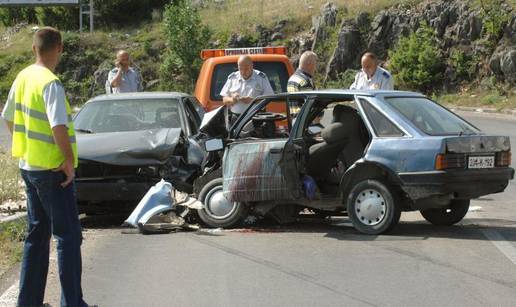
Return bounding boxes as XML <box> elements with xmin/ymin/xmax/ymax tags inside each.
<box><xmin>420</xmin><ymin>200</ymin><xmax>470</xmax><ymax>226</ymax></box>
<box><xmin>347</xmin><ymin>179</ymin><xmax>401</xmax><ymax>235</ymax></box>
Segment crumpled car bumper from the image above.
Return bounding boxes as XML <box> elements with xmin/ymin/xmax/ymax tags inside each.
<box><xmin>398</xmin><ymin>167</ymin><xmax>514</xmax><ymax>208</ymax></box>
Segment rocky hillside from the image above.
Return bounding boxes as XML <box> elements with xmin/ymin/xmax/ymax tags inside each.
<box><xmin>229</xmin><ymin>0</ymin><xmax>515</xmax><ymax>91</ymax></box>
<box><xmin>0</xmin><ymin>0</ymin><xmax>514</xmax><ymax>107</ymax></box>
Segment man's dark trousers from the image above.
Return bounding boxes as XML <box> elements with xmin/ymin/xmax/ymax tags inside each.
<box><xmin>17</xmin><ymin>170</ymin><xmax>87</xmax><ymax>307</ymax></box>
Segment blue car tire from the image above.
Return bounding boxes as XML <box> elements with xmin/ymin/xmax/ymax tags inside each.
<box><xmin>420</xmin><ymin>200</ymin><xmax>470</xmax><ymax>226</ymax></box>
<box><xmin>347</xmin><ymin>179</ymin><xmax>401</xmax><ymax>235</ymax></box>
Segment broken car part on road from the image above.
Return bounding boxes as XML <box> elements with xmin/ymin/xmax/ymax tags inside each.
<box><xmin>124</xmin><ymin>179</ymin><xmax>203</xmax><ymax>234</ymax></box>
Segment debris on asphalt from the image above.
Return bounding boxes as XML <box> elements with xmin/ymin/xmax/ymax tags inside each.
<box><xmin>196</xmin><ymin>228</ymin><xmax>225</xmax><ymax>236</ymax></box>
<box><xmin>123</xmin><ymin>179</ymin><xmax>203</xmax><ymax>234</ymax></box>
<box><xmin>468</xmin><ymin>206</ymin><xmax>483</xmax><ymax>212</ymax></box>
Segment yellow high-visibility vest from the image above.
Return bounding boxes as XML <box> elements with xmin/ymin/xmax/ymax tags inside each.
<box><xmin>11</xmin><ymin>64</ymin><xmax>78</xmax><ymax>169</ymax></box>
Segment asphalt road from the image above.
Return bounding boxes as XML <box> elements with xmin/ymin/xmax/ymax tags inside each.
<box><xmin>1</xmin><ymin>112</ymin><xmax>516</xmax><ymax>307</ymax></box>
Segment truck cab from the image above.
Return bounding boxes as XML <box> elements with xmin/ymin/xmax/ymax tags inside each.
<box><xmin>194</xmin><ymin>46</ymin><xmax>295</xmax><ymax>112</ymax></box>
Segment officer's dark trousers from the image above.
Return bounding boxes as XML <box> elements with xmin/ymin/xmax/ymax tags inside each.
<box><xmin>17</xmin><ymin>170</ymin><xmax>87</xmax><ymax>307</ymax></box>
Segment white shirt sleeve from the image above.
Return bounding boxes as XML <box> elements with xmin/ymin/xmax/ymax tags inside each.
<box><xmin>382</xmin><ymin>75</ymin><xmax>394</xmax><ymax>90</ymax></box>
<box><xmin>350</xmin><ymin>73</ymin><xmax>359</xmax><ymax>89</ymax></box>
<box><xmin>1</xmin><ymin>81</ymin><xmax>16</xmax><ymax>122</ymax></box>
<box><xmin>262</xmin><ymin>76</ymin><xmax>274</xmax><ymax>95</ymax></box>
<box><xmin>43</xmin><ymin>81</ymin><xmax>69</xmax><ymax>128</ymax></box>
<box><xmin>220</xmin><ymin>78</ymin><xmax>232</xmax><ymax>97</ymax></box>
<box><xmin>107</xmin><ymin>69</ymin><xmax>117</xmax><ymax>86</ymax></box>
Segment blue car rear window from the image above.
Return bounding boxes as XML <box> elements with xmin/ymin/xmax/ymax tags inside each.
<box><xmin>384</xmin><ymin>97</ymin><xmax>479</xmax><ymax>136</ymax></box>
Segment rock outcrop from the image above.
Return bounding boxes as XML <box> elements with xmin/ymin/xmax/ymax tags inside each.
<box><xmin>291</xmin><ymin>0</ymin><xmax>515</xmax><ymax>87</ymax></box>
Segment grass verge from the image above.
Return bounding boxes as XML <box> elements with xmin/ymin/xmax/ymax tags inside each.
<box><xmin>0</xmin><ymin>150</ymin><xmax>22</xmax><ymax>204</ymax></box>
<box><xmin>0</xmin><ymin>218</ymin><xmax>26</xmax><ymax>274</ymax></box>
<box><xmin>436</xmin><ymin>90</ymin><xmax>516</xmax><ymax>110</ymax></box>
<box><xmin>200</xmin><ymin>0</ymin><xmax>420</xmax><ymax>35</ymax></box>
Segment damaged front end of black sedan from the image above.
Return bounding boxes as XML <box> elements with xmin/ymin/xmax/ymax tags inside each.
<box><xmin>76</xmin><ymin>128</ymin><xmax>206</xmax><ymax>213</ymax></box>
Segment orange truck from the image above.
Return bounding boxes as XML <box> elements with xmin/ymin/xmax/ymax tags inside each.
<box><xmin>194</xmin><ymin>46</ymin><xmax>295</xmax><ymax>112</ymax></box>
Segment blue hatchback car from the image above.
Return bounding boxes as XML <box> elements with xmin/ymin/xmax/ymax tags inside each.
<box><xmin>193</xmin><ymin>90</ymin><xmax>514</xmax><ymax>234</ymax></box>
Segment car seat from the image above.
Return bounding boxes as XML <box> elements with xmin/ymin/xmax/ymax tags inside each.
<box><xmin>334</xmin><ymin>108</ymin><xmax>367</xmax><ymax>168</ymax></box>
<box><xmin>306</xmin><ymin>122</ymin><xmax>348</xmax><ymax>181</ymax></box>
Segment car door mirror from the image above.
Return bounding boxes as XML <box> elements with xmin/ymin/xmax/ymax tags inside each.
<box><xmin>205</xmin><ymin>138</ymin><xmax>224</xmax><ymax>152</ymax></box>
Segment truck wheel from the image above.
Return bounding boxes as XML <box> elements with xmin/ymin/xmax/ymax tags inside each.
<box><xmin>420</xmin><ymin>200</ymin><xmax>470</xmax><ymax>226</ymax></box>
<box><xmin>197</xmin><ymin>178</ymin><xmax>248</xmax><ymax>228</ymax></box>
<box><xmin>347</xmin><ymin>180</ymin><xmax>401</xmax><ymax>235</ymax></box>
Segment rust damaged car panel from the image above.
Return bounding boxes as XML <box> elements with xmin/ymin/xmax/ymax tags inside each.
<box><xmin>222</xmin><ymin>140</ymin><xmax>295</xmax><ymax>202</ymax></box>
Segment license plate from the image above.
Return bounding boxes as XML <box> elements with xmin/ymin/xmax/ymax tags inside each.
<box><xmin>468</xmin><ymin>156</ymin><xmax>495</xmax><ymax>169</ymax></box>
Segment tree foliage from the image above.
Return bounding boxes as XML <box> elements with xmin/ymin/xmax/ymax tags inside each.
<box><xmin>0</xmin><ymin>0</ymin><xmax>168</xmax><ymax>29</ymax></box>
<box><xmin>479</xmin><ymin>0</ymin><xmax>510</xmax><ymax>42</ymax></box>
<box><xmin>388</xmin><ymin>24</ymin><xmax>444</xmax><ymax>93</ymax></box>
<box><xmin>160</xmin><ymin>0</ymin><xmax>211</xmax><ymax>92</ymax></box>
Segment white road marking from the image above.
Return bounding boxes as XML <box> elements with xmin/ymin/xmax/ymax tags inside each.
<box><xmin>481</xmin><ymin>229</ymin><xmax>516</xmax><ymax>266</ymax></box>
<box><xmin>468</xmin><ymin>206</ymin><xmax>482</xmax><ymax>212</ymax></box>
<box><xmin>0</xmin><ymin>282</ymin><xmax>18</xmax><ymax>307</ymax></box>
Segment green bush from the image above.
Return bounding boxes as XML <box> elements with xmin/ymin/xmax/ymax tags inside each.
<box><xmin>388</xmin><ymin>24</ymin><xmax>444</xmax><ymax>93</ymax></box>
<box><xmin>480</xmin><ymin>0</ymin><xmax>510</xmax><ymax>42</ymax></box>
<box><xmin>325</xmin><ymin>69</ymin><xmax>358</xmax><ymax>89</ymax></box>
<box><xmin>448</xmin><ymin>49</ymin><xmax>477</xmax><ymax>81</ymax></box>
<box><xmin>93</xmin><ymin>0</ymin><xmax>168</xmax><ymax>28</ymax></box>
<box><xmin>0</xmin><ymin>7</ymin><xmax>37</xmax><ymax>27</ymax></box>
<box><xmin>0</xmin><ymin>1</ymin><xmax>167</xmax><ymax>29</ymax></box>
<box><xmin>160</xmin><ymin>0</ymin><xmax>211</xmax><ymax>92</ymax></box>
<box><xmin>35</xmin><ymin>6</ymin><xmax>78</xmax><ymax>30</ymax></box>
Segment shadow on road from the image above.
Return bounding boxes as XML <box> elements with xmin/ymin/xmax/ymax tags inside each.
<box><xmin>80</xmin><ymin>213</ymin><xmax>127</xmax><ymax>229</ymax></box>
<box><xmin>324</xmin><ymin>219</ymin><xmax>516</xmax><ymax>242</ymax></box>
<box><xmin>79</xmin><ymin>212</ymin><xmax>516</xmax><ymax>242</ymax></box>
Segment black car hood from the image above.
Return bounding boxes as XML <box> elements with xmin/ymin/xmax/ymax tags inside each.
<box><xmin>77</xmin><ymin>128</ymin><xmax>183</xmax><ymax>166</ymax></box>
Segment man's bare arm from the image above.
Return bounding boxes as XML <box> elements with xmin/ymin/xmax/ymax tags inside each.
<box><xmin>52</xmin><ymin>125</ymin><xmax>75</xmax><ymax>187</ymax></box>
<box><xmin>222</xmin><ymin>95</ymin><xmax>237</xmax><ymax>106</ymax></box>
<box><xmin>110</xmin><ymin>69</ymin><xmax>123</xmax><ymax>87</ymax></box>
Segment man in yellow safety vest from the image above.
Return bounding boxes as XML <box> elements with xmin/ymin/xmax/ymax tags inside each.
<box><xmin>1</xmin><ymin>27</ymin><xmax>94</xmax><ymax>307</ymax></box>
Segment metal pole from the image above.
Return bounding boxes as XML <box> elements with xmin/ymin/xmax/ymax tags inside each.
<box><xmin>89</xmin><ymin>0</ymin><xmax>94</xmax><ymax>33</ymax></box>
<box><xmin>79</xmin><ymin>1</ymin><xmax>83</xmax><ymax>32</ymax></box>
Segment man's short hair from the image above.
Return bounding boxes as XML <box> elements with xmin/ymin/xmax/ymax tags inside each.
<box><xmin>238</xmin><ymin>55</ymin><xmax>253</xmax><ymax>66</ymax></box>
<box><xmin>300</xmin><ymin>51</ymin><xmax>317</xmax><ymax>66</ymax></box>
<box><xmin>117</xmin><ymin>50</ymin><xmax>129</xmax><ymax>58</ymax></box>
<box><xmin>33</xmin><ymin>27</ymin><xmax>62</xmax><ymax>55</ymax></box>
<box><xmin>362</xmin><ymin>52</ymin><xmax>377</xmax><ymax>61</ymax></box>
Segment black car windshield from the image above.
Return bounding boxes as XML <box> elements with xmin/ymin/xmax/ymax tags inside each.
<box><xmin>384</xmin><ymin>97</ymin><xmax>479</xmax><ymax>136</ymax></box>
<box><xmin>74</xmin><ymin>98</ymin><xmax>181</xmax><ymax>133</ymax></box>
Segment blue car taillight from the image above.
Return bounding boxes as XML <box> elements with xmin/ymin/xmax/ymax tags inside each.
<box><xmin>435</xmin><ymin>153</ymin><xmax>466</xmax><ymax>170</ymax></box>
<box><xmin>496</xmin><ymin>151</ymin><xmax>512</xmax><ymax>167</ymax></box>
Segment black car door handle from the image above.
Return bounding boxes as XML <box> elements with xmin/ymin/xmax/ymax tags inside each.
<box><xmin>270</xmin><ymin>148</ymin><xmax>282</xmax><ymax>154</ymax></box>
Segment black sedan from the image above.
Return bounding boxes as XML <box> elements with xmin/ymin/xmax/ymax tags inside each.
<box><xmin>73</xmin><ymin>92</ymin><xmax>206</xmax><ymax>214</ymax></box>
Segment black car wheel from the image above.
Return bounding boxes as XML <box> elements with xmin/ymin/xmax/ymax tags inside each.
<box><xmin>420</xmin><ymin>200</ymin><xmax>470</xmax><ymax>226</ymax></box>
<box><xmin>347</xmin><ymin>179</ymin><xmax>401</xmax><ymax>235</ymax></box>
<box><xmin>197</xmin><ymin>178</ymin><xmax>248</xmax><ymax>228</ymax></box>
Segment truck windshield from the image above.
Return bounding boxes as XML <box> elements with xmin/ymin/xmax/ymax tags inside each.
<box><xmin>210</xmin><ymin>62</ymin><xmax>289</xmax><ymax>101</ymax></box>
<box><xmin>384</xmin><ymin>97</ymin><xmax>479</xmax><ymax>136</ymax></box>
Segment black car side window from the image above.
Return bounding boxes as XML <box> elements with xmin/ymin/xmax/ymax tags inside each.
<box><xmin>360</xmin><ymin>99</ymin><xmax>404</xmax><ymax>137</ymax></box>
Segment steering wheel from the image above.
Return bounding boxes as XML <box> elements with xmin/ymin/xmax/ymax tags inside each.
<box><xmin>252</xmin><ymin>112</ymin><xmax>287</xmax><ymax>122</ymax></box>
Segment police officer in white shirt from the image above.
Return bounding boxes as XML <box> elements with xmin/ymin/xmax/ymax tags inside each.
<box><xmin>350</xmin><ymin>52</ymin><xmax>394</xmax><ymax>90</ymax></box>
<box><xmin>220</xmin><ymin>55</ymin><xmax>274</xmax><ymax>119</ymax></box>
